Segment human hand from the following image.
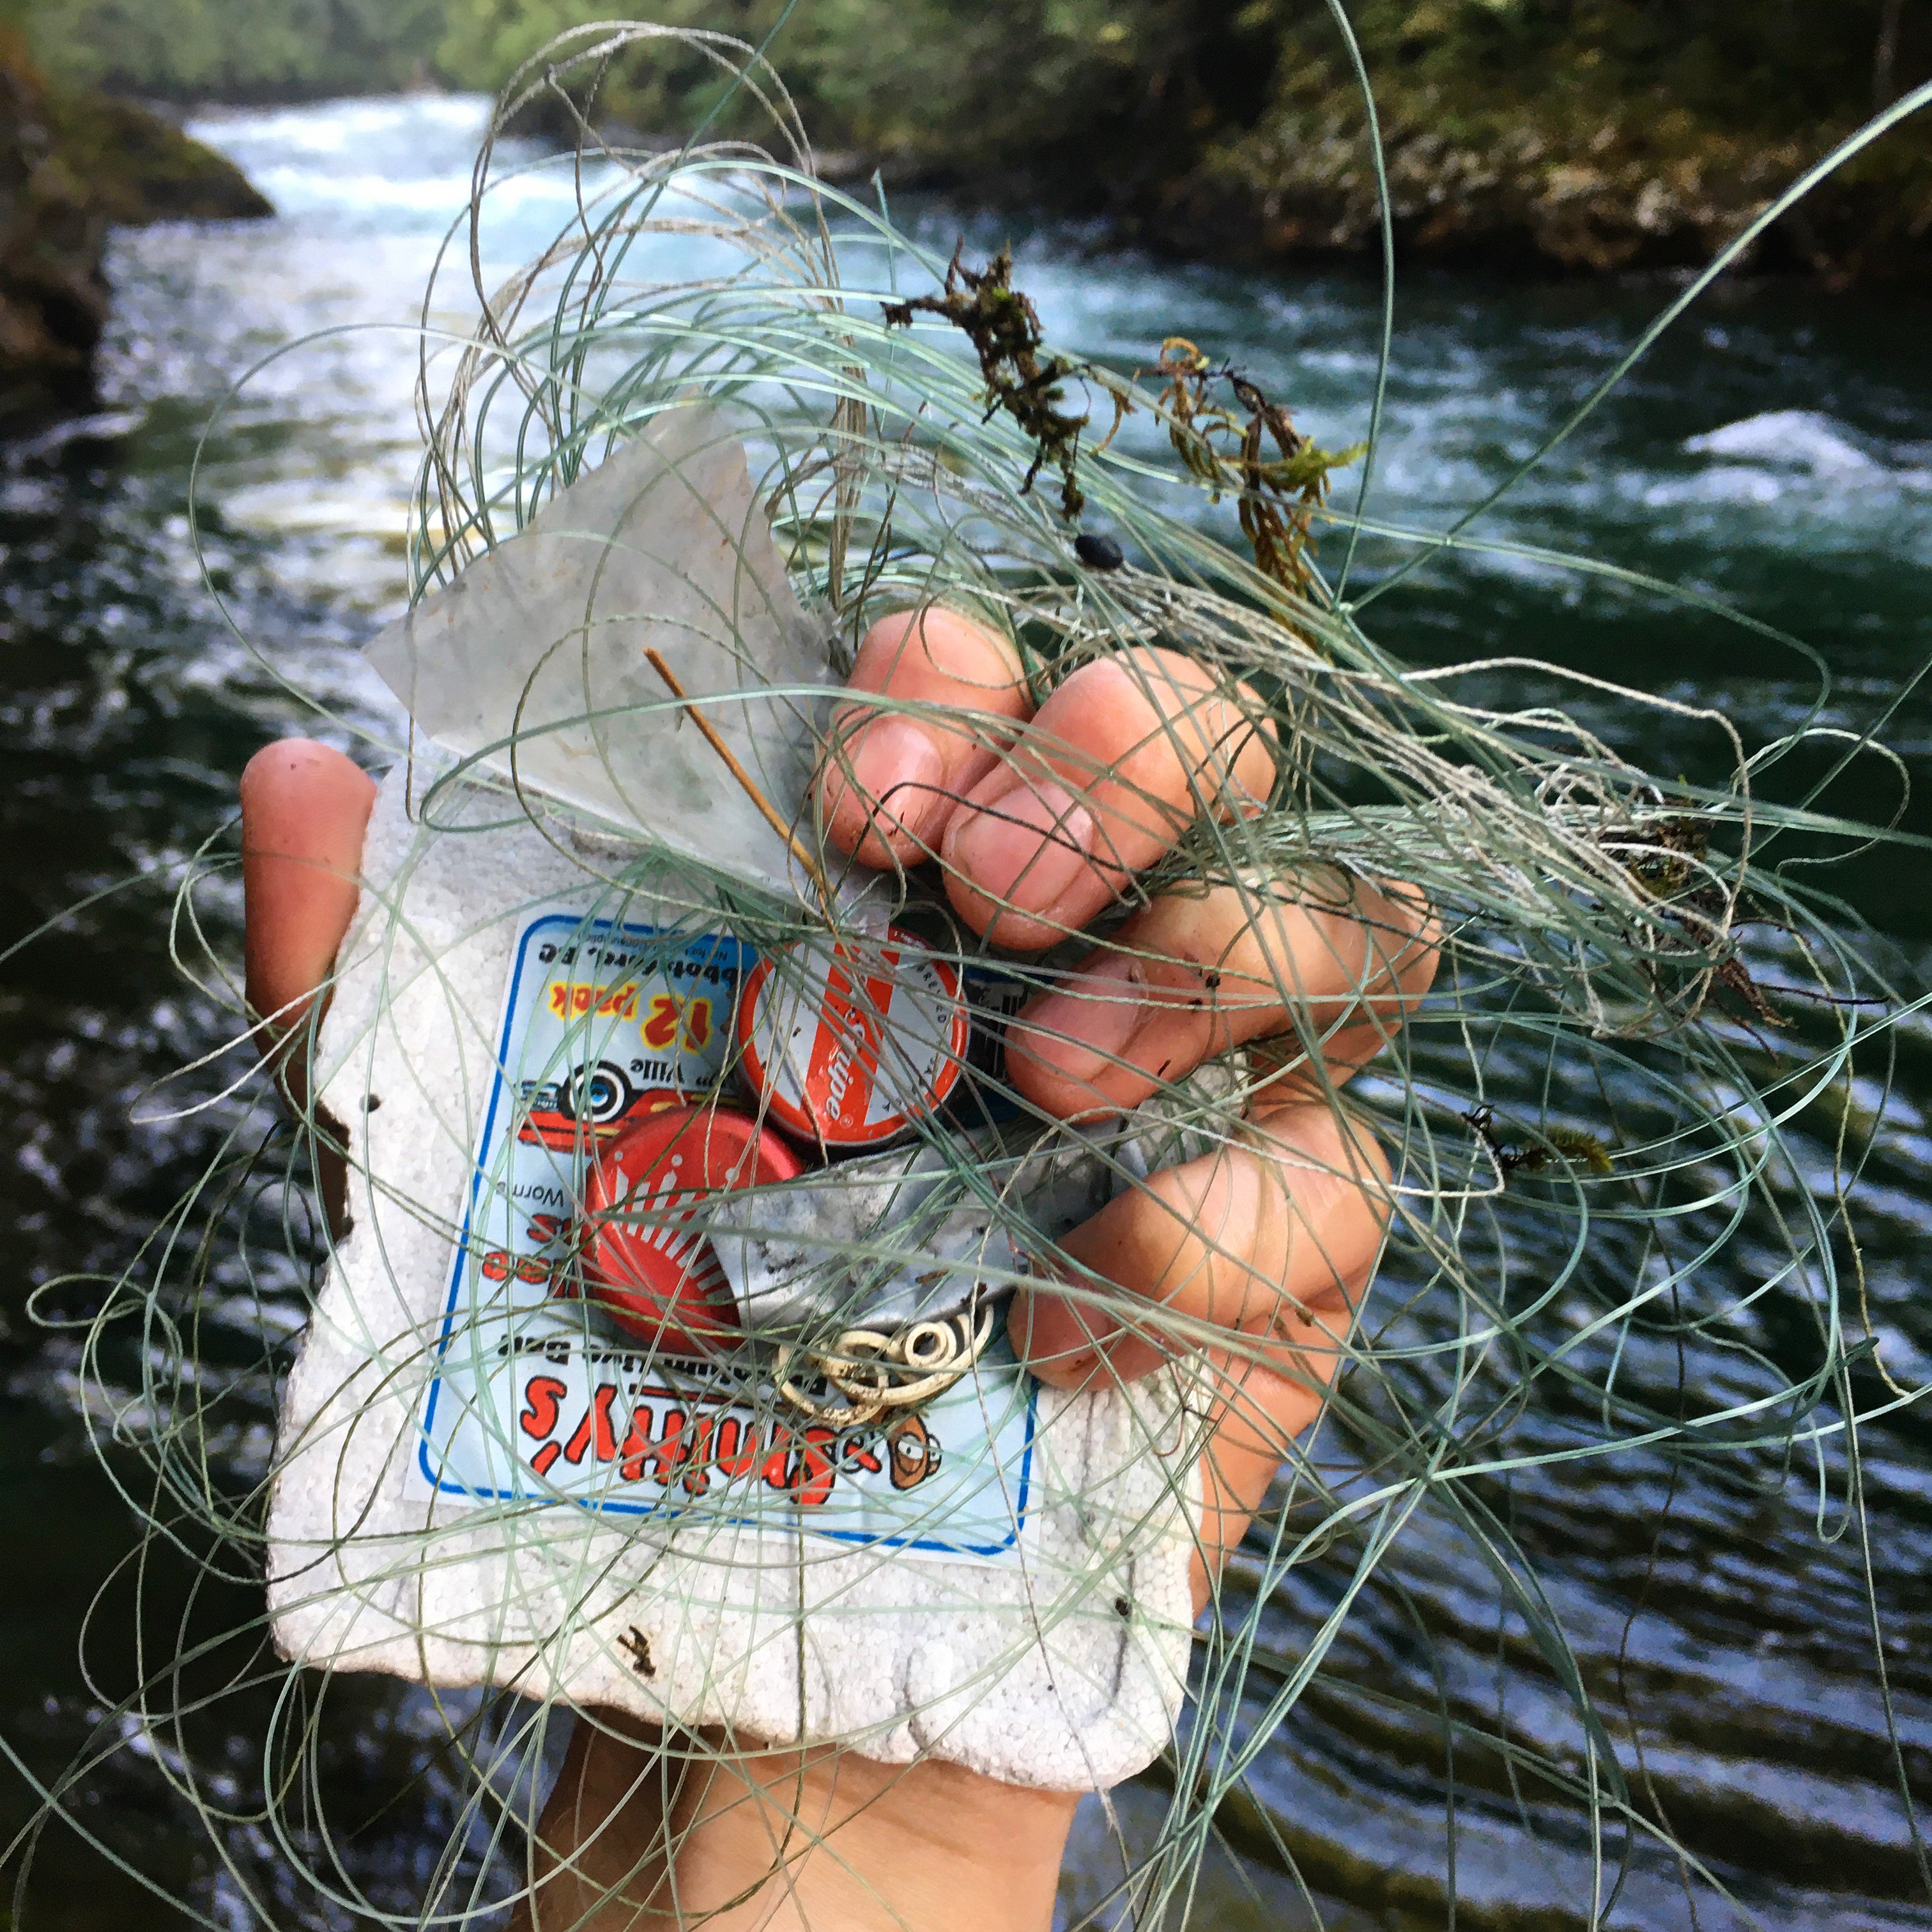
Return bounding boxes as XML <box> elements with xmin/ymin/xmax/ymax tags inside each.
<box><xmin>819</xmin><ymin>606</ymin><xmax>1437</xmax><ymax>1598</ymax></box>
<box><xmin>237</xmin><ymin>608</ymin><xmax>1434</xmax><ymax>1931</ymax></box>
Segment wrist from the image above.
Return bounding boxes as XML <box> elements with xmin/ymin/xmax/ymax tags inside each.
<box><xmin>520</xmin><ymin>1720</ymin><xmax>1078</xmax><ymax>1932</ymax></box>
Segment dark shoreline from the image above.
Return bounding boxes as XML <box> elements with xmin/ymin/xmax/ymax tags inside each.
<box><xmin>1</xmin><ymin>34</ymin><xmax>270</xmax><ymax>430</ymax></box>
<box><xmin>4</xmin><ymin>58</ymin><xmax>1924</xmax><ymax>447</ymax></box>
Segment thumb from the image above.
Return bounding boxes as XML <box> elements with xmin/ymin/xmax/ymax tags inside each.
<box><xmin>240</xmin><ymin>738</ymin><xmax>376</xmax><ymax>1050</ymax></box>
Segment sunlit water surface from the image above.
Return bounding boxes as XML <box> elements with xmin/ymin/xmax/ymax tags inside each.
<box><xmin>1</xmin><ymin>93</ymin><xmax>1930</xmax><ymax>1930</ymax></box>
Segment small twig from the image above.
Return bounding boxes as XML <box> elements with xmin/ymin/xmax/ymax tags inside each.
<box><xmin>643</xmin><ymin>647</ymin><xmax>832</xmax><ymax>909</ymax></box>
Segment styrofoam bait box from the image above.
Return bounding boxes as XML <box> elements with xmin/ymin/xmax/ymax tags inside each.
<box><xmin>265</xmin><ymin>411</ymin><xmax>1200</xmax><ymax>1790</ymax></box>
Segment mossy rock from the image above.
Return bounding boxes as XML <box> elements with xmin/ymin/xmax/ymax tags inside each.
<box><xmin>1</xmin><ymin>28</ymin><xmax>107</xmax><ymax>416</ymax></box>
<box><xmin>1</xmin><ymin>26</ymin><xmax>268</xmax><ymax>425</ymax></box>
<box><xmin>42</xmin><ymin>87</ymin><xmax>272</xmax><ymax>226</ymax></box>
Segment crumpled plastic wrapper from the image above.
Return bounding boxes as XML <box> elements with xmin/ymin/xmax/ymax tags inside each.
<box><xmin>367</xmin><ymin>405</ymin><xmax>834</xmax><ymax>903</ymax></box>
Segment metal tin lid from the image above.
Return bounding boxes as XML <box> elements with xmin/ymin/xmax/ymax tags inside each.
<box><xmin>736</xmin><ymin>928</ymin><xmax>969</xmax><ymax>1149</ymax></box>
<box><xmin>580</xmin><ymin>1103</ymin><xmax>804</xmax><ymax>1350</ymax></box>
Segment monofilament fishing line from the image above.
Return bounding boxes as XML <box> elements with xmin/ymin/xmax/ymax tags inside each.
<box><xmin>26</xmin><ymin>20</ymin><xmax>1932</xmax><ymax>1931</ymax></box>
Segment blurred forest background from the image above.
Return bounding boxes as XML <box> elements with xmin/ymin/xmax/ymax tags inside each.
<box><xmin>8</xmin><ymin>0</ymin><xmax>1932</xmax><ymax>281</ymax></box>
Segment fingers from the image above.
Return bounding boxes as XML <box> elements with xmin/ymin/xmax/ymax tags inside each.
<box><xmin>817</xmin><ymin>606</ymin><xmax>1033</xmax><ymax>868</ymax></box>
<box><xmin>1011</xmin><ymin>1101</ymin><xmax>1388</xmax><ymax>1397</ymax></box>
<box><xmin>240</xmin><ymin>738</ymin><xmax>376</xmax><ymax>1056</ymax></box>
<box><xmin>1006</xmin><ymin>875</ymin><xmax>1439</xmax><ymax>1119</ymax></box>
<box><xmin>1189</xmin><ymin>1349</ymin><xmax>1331</xmax><ymax>1614</ymax></box>
<box><xmin>1010</xmin><ymin>1100</ymin><xmax>1389</xmax><ymax>1607</ymax></box>
<box><xmin>818</xmin><ymin>611</ymin><xmax>1278</xmax><ymax>948</ymax></box>
<box><xmin>940</xmin><ymin>645</ymin><xmax>1277</xmax><ymax>948</ymax></box>
<box><xmin>509</xmin><ymin>1710</ymin><xmax>670</xmax><ymax>1931</ymax></box>
<box><xmin>514</xmin><ymin>1718</ymin><xmax>1077</xmax><ymax>1931</ymax></box>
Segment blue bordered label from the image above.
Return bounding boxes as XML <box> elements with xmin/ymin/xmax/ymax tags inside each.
<box><xmin>409</xmin><ymin>903</ymin><xmax>1039</xmax><ymax>1561</ymax></box>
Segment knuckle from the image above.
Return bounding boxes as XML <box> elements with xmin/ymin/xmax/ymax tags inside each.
<box><xmin>852</xmin><ymin>605</ymin><xmax>1027</xmax><ymax>702</ymax></box>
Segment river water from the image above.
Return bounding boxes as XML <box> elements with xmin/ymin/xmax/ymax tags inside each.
<box><xmin>1</xmin><ymin>93</ymin><xmax>1929</xmax><ymax>1930</ymax></box>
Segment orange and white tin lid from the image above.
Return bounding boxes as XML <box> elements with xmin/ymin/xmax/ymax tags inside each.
<box><xmin>736</xmin><ymin>928</ymin><xmax>969</xmax><ymax>1149</ymax></box>
<box><xmin>580</xmin><ymin>1102</ymin><xmax>803</xmax><ymax>1351</ymax></box>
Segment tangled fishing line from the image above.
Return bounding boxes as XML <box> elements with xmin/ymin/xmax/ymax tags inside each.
<box><xmin>15</xmin><ymin>19</ymin><xmax>1932</xmax><ymax>1932</ymax></box>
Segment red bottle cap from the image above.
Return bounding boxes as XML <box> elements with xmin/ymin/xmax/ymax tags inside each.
<box><xmin>736</xmin><ymin>929</ymin><xmax>969</xmax><ymax>1149</ymax></box>
<box><xmin>579</xmin><ymin>1103</ymin><xmax>803</xmax><ymax>1351</ymax></box>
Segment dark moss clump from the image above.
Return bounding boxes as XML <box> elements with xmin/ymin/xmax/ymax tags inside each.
<box><xmin>884</xmin><ymin>242</ymin><xmax>1089</xmax><ymax>520</ymax></box>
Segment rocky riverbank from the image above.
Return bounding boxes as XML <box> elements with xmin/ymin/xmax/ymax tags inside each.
<box><xmin>1</xmin><ymin>30</ymin><xmax>268</xmax><ymax>425</ymax></box>
<box><xmin>1134</xmin><ymin>45</ymin><xmax>1929</xmax><ymax>289</ymax></box>
<box><xmin>446</xmin><ymin>1</ymin><xmax>1932</xmax><ymax>293</ymax></box>
<box><xmin>792</xmin><ymin>6</ymin><xmax>1932</xmax><ymax>291</ymax></box>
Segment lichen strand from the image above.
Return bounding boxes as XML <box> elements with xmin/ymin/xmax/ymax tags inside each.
<box><xmin>1466</xmin><ymin>1107</ymin><xmax>1616</xmax><ymax>1181</ymax></box>
<box><xmin>1153</xmin><ymin>337</ymin><xmax>1364</xmax><ymax>596</ymax></box>
<box><xmin>1601</xmin><ymin>809</ymin><xmax>1787</xmax><ymax>1031</ymax></box>
<box><xmin>883</xmin><ymin>241</ymin><xmax>1089</xmax><ymax>520</ymax></box>
<box><xmin>882</xmin><ymin>243</ymin><xmax>1362</xmax><ymax>586</ymax></box>
<box><xmin>1620</xmin><ymin>809</ymin><xmax>1713</xmax><ymax>899</ymax></box>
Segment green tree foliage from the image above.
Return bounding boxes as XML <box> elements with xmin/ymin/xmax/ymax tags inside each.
<box><xmin>23</xmin><ymin>0</ymin><xmax>447</xmax><ymax>100</ymax></box>
<box><xmin>434</xmin><ymin>0</ymin><xmax>1283</xmax><ymax>211</ymax></box>
<box><xmin>433</xmin><ymin>1</ymin><xmax>773</xmax><ymax>139</ymax></box>
<box><xmin>10</xmin><ymin>0</ymin><xmax>1929</xmax><ymax>278</ymax></box>
<box><xmin>1244</xmin><ymin>0</ymin><xmax>1919</xmax><ymax>146</ymax></box>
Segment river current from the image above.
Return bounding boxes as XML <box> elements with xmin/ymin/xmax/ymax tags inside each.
<box><xmin>1</xmin><ymin>93</ymin><xmax>1929</xmax><ymax>1929</ymax></box>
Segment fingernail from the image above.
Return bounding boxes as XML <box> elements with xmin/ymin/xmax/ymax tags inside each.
<box><xmin>1011</xmin><ymin>953</ymin><xmax>1149</xmax><ymax>1087</ymax></box>
<box><xmin>841</xmin><ymin>715</ymin><xmax>947</xmax><ymax>845</ymax></box>
<box><xmin>946</xmin><ymin>778</ymin><xmax>1096</xmax><ymax>923</ymax></box>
